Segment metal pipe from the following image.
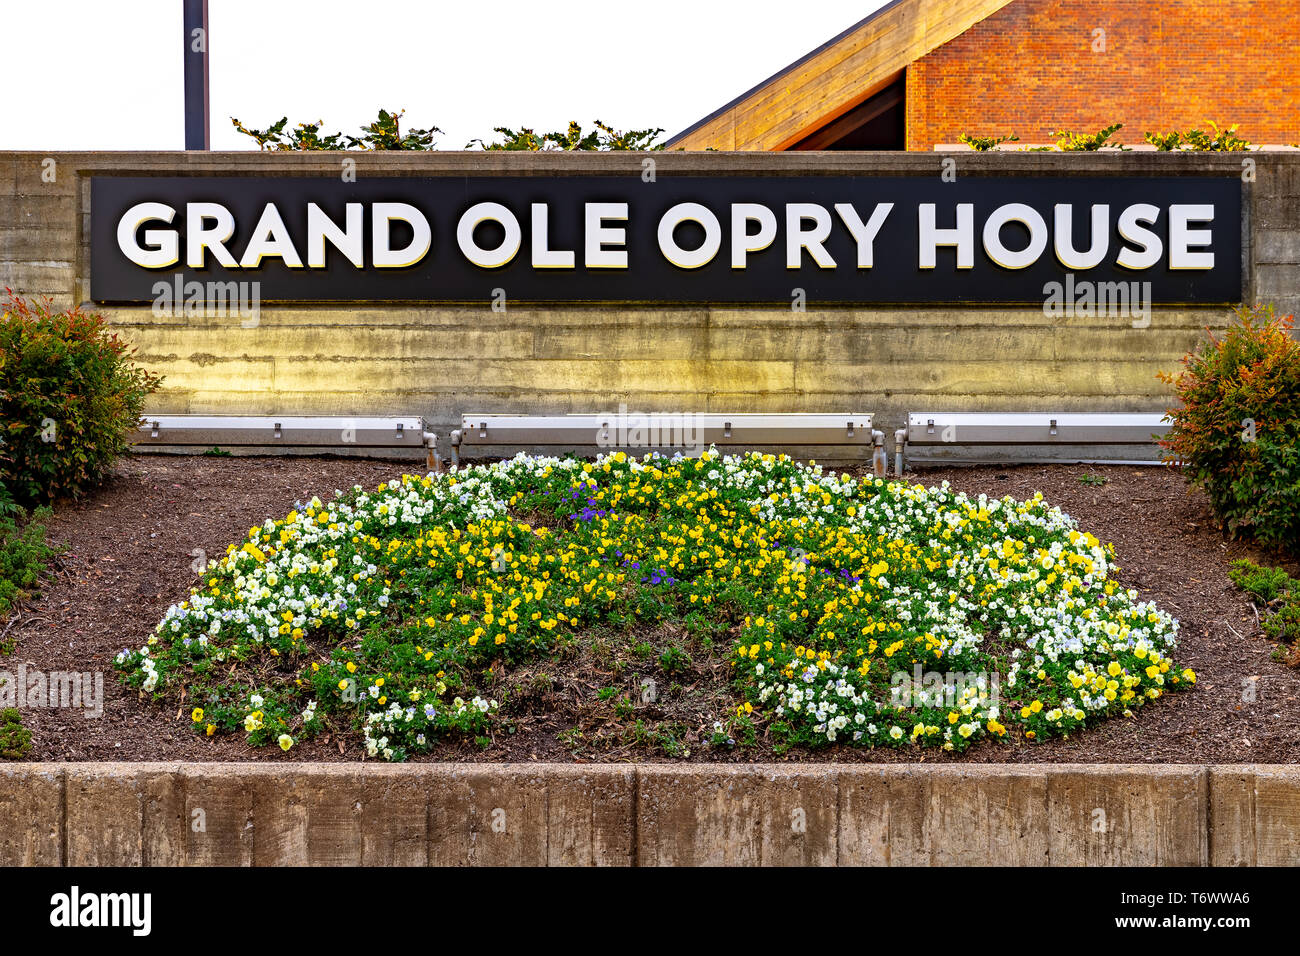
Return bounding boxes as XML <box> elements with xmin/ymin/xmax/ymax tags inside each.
<box><xmin>894</xmin><ymin>427</ymin><xmax>907</xmax><ymax>476</ymax></box>
<box><xmin>423</xmin><ymin>431</ymin><xmax>442</xmax><ymax>473</ymax></box>
<box><xmin>871</xmin><ymin>430</ymin><xmax>887</xmax><ymax>477</ymax></box>
<box><xmin>183</xmin><ymin>0</ymin><xmax>210</xmax><ymax>150</ymax></box>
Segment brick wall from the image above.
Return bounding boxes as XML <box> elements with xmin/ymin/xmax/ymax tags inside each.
<box><xmin>906</xmin><ymin>0</ymin><xmax>1300</xmax><ymax>150</ymax></box>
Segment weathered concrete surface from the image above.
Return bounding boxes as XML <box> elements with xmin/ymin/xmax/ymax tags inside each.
<box><xmin>637</xmin><ymin>765</ymin><xmax>839</xmax><ymax>865</ymax></box>
<box><xmin>0</xmin><ymin>763</ymin><xmax>1296</xmax><ymax>865</ymax></box>
<box><xmin>1044</xmin><ymin>764</ymin><xmax>1207</xmax><ymax>866</ymax></box>
<box><xmin>839</xmin><ymin>765</ymin><xmax>1054</xmax><ymax>865</ymax></box>
<box><xmin>0</xmin><ymin>763</ymin><xmax>62</xmax><ymax>865</ymax></box>
<box><xmin>1</xmin><ymin>150</ymin><xmax>1295</xmax><ymax>446</ymax></box>
<box><xmin>1209</xmin><ymin>766</ymin><xmax>1300</xmax><ymax>866</ymax></box>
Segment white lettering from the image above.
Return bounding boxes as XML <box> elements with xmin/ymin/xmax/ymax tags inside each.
<box><xmin>658</xmin><ymin>202</ymin><xmax>721</xmax><ymax>269</ymax></box>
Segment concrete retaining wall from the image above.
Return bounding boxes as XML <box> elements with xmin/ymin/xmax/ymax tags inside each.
<box><xmin>2</xmin><ymin>151</ymin><xmax>1298</xmax><ymax>445</ymax></box>
<box><xmin>1</xmin><ymin>763</ymin><xmax>1296</xmax><ymax>866</ymax></box>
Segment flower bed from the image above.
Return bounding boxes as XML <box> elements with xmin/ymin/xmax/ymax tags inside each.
<box><xmin>115</xmin><ymin>451</ymin><xmax>1193</xmax><ymax>761</ymax></box>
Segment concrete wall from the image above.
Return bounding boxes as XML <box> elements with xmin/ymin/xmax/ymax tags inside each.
<box><xmin>1</xmin><ymin>762</ymin><xmax>1297</xmax><ymax>866</ymax></box>
<box><xmin>2</xmin><ymin>151</ymin><xmax>1298</xmax><ymax>444</ymax></box>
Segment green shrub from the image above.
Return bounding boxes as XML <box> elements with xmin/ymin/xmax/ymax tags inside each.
<box><xmin>0</xmin><ymin>481</ymin><xmax>17</xmax><ymax>521</ymax></box>
<box><xmin>0</xmin><ymin>294</ymin><xmax>161</xmax><ymax>504</ymax></box>
<box><xmin>231</xmin><ymin>110</ymin><xmax>665</xmax><ymax>152</ymax></box>
<box><xmin>1051</xmin><ymin>123</ymin><xmax>1125</xmax><ymax>150</ymax></box>
<box><xmin>468</xmin><ymin>120</ymin><xmax>663</xmax><ymax>151</ymax></box>
<box><xmin>232</xmin><ymin>108</ymin><xmax>441</xmax><ymax>150</ymax></box>
<box><xmin>1144</xmin><ymin>122</ymin><xmax>1251</xmax><ymax>152</ymax></box>
<box><xmin>658</xmin><ymin>645</ymin><xmax>692</xmax><ymax>677</ymax></box>
<box><xmin>958</xmin><ymin>132</ymin><xmax>1019</xmax><ymax>151</ymax></box>
<box><xmin>1228</xmin><ymin>559</ymin><xmax>1295</xmax><ymax>603</ymax></box>
<box><xmin>1228</xmin><ymin>559</ymin><xmax>1300</xmax><ymax>652</ymax></box>
<box><xmin>1159</xmin><ymin>304</ymin><xmax>1300</xmax><ymax>551</ymax></box>
<box><xmin>1263</xmin><ymin>601</ymin><xmax>1300</xmax><ymax>644</ymax></box>
<box><xmin>0</xmin><ymin>504</ymin><xmax>59</xmax><ymax>625</ymax></box>
<box><xmin>0</xmin><ymin>708</ymin><xmax>30</xmax><ymax>759</ymax></box>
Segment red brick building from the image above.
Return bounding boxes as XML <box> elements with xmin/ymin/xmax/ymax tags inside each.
<box><xmin>668</xmin><ymin>0</ymin><xmax>1300</xmax><ymax>151</ymax></box>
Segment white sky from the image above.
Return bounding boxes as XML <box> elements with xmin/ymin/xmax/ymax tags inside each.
<box><xmin>0</xmin><ymin>0</ymin><xmax>889</xmax><ymax>151</ymax></box>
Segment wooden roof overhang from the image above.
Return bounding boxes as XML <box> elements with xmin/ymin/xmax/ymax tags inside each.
<box><xmin>665</xmin><ymin>0</ymin><xmax>1017</xmax><ymax>150</ymax></box>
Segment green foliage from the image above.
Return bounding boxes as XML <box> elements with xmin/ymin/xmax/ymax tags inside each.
<box><xmin>658</xmin><ymin>645</ymin><xmax>692</xmax><ymax>676</ymax></box>
<box><xmin>1263</xmin><ymin>601</ymin><xmax>1300</xmax><ymax>644</ymax></box>
<box><xmin>1143</xmin><ymin>130</ymin><xmax>1184</xmax><ymax>152</ymax></box>
<box><xmin>1</xmin><ymin>503</ymin><xmax>59</xmax><ymax>620</ymax></box>
<box><xmin>231</xmin><ymin>111</ymin><xmax>663</xmax><ymax>152</ymax></box>
<box><xmin>0</xmin><ymin>708</ymin><xmax>31</xmax><ymax>759</ymax></box>
<box><xmin>232</xmin><ymin>117</ymin><xmax>347</xmax><ymax>150</ymax></box>
<box><xmin>1229</xmin><ymin>559</ymin><xmax>1300</xmax><ymax>646</ymax></box>
<box><xmin>1</xmin><ymin>294</ymin><xmax>161</xmax><ymax>505</ymax></box>
<box><xmin>0</xmin><ymin>504</ymin><xmax>59</xmax><ymax>624</ymax></box>
<box><xmin>1144</xmin><ymin>122</ymin><xmax>1251</xmax><ymax>152</ymax></box>
<box><xmin>958</xmin><ymin>132</ymin><xmax>1019</xmax><ymax>151</ymax></box>
<box><xmin>231</xmin><ymin>108</ymin><xmax>441</xmax><ymax>150</ymax></box>
<box><xmin>469</xmin><ymin>119</ymin><xmax>663</xmax><ymax>151</ymax></box>
<box><xmin>1051</xmin><ymin>123</ymin><xmax>1125</xmax><ymax>150</ymax></box>
<box><xmin>1077</xmin><ymin>474</ymin><xmax>1109</xmax><ymax>487</ymax></box>
<box><xmin>0</xmin><ymin>482</ymin><xmax>18</xmax><ymax>521</ymax></box>
<box><xmin>1159</xmin><ymin>304</ymin><xmax>1300</xmax><ymax>551</ymax></box>
<box><xmin>352</xmin><ymin>109</ymin><xmax>440</xmax><ymax>150</ymax></box>
<box><xmin>1228</xmin><ymin>559</ymin><xmax>1295</xmax><ymax>603</ymax></box>
<box><xmin>648</xmin><ymin>722</ymin><xmax>688</xmax><ymax>757</ymax></box>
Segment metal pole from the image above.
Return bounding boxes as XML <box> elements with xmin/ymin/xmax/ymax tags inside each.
<box><xmin>183</xmin><ymin>0</ymin><xmax>210</xmax><ymax>150</ymax></box>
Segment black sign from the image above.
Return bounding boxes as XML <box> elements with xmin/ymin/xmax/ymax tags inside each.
<box><xmin>90</xmin><ymin>175</ymin><xmax>1242</xmax><ymax>304</ymax></box>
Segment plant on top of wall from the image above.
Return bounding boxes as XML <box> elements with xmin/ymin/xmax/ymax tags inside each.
<box><xmin>231</xmin><ymin>108</ymin><xmax>442</xmax><ymax>150</ymax></box>
<box><xmin>1158</xmin><ymin>303</ymin><xmax>1300</xmax><ymax>552</ymax></box>
<box><xmin>1143</xmin><ymin>130</ymin><xmax>1186</xmax><ymax>152</ymax></box>
<box><xmin>957</xmin><ymin>132</ymin><xmax>1020</xmax><ymax>151</ymax></box>
<box><xmin>1050</xmin><ymin>123</ymin><xmax>1125</xmax><ymax>151</ymax></box>
<box><xmin>1143</xmin><ymin>122</ymin><xmax>1251</xmax><ymax>152</ymax></box>
<box><xmin>467</xmin><ymin>120</ymin><xmax>664</xmax><ymax>151</ymax></box>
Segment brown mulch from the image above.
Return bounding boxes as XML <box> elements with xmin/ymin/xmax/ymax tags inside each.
<box><xmin>5</xmin><ymin>454</ymin><xmax>1299</xmax><ymax>764</ymax></box>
